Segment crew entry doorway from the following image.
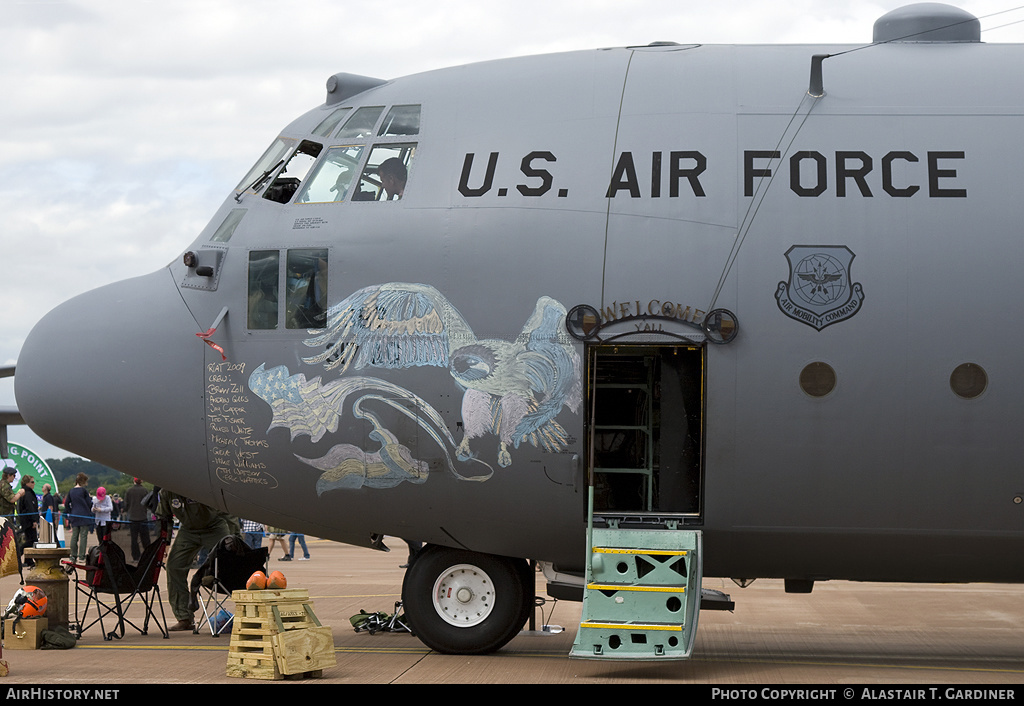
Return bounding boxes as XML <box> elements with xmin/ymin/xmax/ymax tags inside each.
<box><xmin>587</xmin><ymin>345</ymin><xmax>703</xmax><ymax>516</ymax></box>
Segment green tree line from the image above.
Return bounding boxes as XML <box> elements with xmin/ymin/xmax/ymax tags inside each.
<box><xmin>45</xmin><ymin>457</ymin><xmax>152</xmax><ymax>500</ymax></box>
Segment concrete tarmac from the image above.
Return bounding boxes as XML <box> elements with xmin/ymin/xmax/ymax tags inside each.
<box><xmin>1</xmin><ymin>537</ymin><xmax>1023</xmax><ymax>685</ymax></box>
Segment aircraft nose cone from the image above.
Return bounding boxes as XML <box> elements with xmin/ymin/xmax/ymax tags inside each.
<box><xmin>15</xmin><ymin>268</ymin><xmax>208</xmax><ymax>477</ymax></box>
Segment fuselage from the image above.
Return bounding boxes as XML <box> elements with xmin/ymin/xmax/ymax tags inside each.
<box><xmin>17</xmin><ymin>24</ymin><xmax>1024</xmax><ymax>584</ymax></box>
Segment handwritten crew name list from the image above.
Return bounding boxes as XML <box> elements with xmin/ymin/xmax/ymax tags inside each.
<box><xmin>206</xmin><ymin>361</ymin><xmax>278</xmax><ymax>488</ymax></box>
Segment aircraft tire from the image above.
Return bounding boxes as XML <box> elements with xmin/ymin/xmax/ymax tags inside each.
<box><xmin>402</xmin><ymin>545</ymin><xmax>531</xmax><ymax>655</ymax></box>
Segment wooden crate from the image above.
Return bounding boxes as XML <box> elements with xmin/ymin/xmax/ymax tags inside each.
<box><xmin>4</xmin><ymin>617</ymin><xmax>48</xmax><ymax>650</ymax></box>
<box><xmin>273</xmin><ymin>626</ymin><xmax>336</xmax><ymax>677</ymax></box>
<box><xmin>226</xmin><ymin>588</ymin><xmax>336</xmax><ymax>680</ymax></box>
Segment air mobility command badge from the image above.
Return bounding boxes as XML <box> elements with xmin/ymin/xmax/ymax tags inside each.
<box><xmin>776</xmin><ymin>245</ymin><xmax>864</xmax><ymax>331</ymax></box>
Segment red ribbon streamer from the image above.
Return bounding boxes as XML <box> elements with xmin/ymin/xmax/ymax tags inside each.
<box><xmin>196</xmin><ymin>328</ymin><xmax>227</xmax><ymax>361</ymax></box>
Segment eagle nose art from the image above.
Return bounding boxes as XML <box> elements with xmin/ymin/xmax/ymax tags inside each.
<box><xmin>15</xmin><ymin>269</ymin><xmax>209</xmax><ymax>480</ymax></box>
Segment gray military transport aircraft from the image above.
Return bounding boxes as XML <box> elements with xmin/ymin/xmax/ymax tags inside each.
<box><xmin>6</xmin><ymin>2</ymin><xmax>1023</xmax><ymax>660</ymax></box>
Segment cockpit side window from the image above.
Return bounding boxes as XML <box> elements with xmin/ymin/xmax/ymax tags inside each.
<box><xmin>294</xmin><ymin>146</ymin><xmax>366</xmax><ymax>204</ymax></box>
<box><xmin>209</xmin><ymin>209</ymin><xmax>246</xmax><ymax>243</ymax></box>
<box><xmin>352</xmin><ymin>143</ymin><xmax>416</xmax><ymax>201</ymax></box>
<box><xmin>335</xmin><ymin>106</ymin><xmax>385</xmax><ymax>139</ymax></box>
<box><xmin>263</xmin><ymin>140</ymin><xmax>323</xmax><ymax>204</ymax></box>
<box><xmin>285</xmin><ymin>249</ymin><xmax>328</xmax><ymax>329</ymax></box>
<box><xmin>247</xmin><ymin>251</ymin><xmax>280</xmax><ymax>330</ymax></box>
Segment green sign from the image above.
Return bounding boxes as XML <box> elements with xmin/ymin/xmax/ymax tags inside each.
<box><xmin>2</xmin><ymin>442</ymin><xmax>59</xmax><ymax>500</ymax></box>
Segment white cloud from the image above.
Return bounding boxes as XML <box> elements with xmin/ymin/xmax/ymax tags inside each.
<box><xmin>2</xmin><ymin>0</ymin><xmax>1023</xmax><ymax>461</ymax></box>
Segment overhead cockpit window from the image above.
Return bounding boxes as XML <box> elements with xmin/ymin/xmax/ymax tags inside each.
<box><xmin>263</xmin><ymin>140</ymin><xmax>323</xmax><ymax>204</ymax></box>
<box><xmin>335</xmin><ymin>106</ymin><xmax>385</xmax><ymax>139</ymax></box>
<box><xmin>311</xmin><ymin>107</ymin><xmax>352</xmax><ymax>138</ymax></box>
<box><xmin>352</xmin><ymin>143</ymin><xmax>417</xmax><ymax>201</ymax></box>
<box><xmin>294</xmin><ymin>146</ymin><xmax>366</xmax><ymax>204</ymax></box>
<box><xmin>285</xmin><ymin>249</ymin><xmax>328</xmax><ymax>329</ymax></box>
<box><xmin>248</xmin><ymin>251</ymin><xmax>280</xmax><ymax>330</ymax></box>
<box><xmin>235</xmin><ymin>137</ymin><xmax>295</xmax><ymax>197</ymax></box>
<box><xmin>377</xmin><ymin>105</ymin><xmax>420</xmax><ymax>136</ymax></box>
<box><xmin>209</xmin><ymin>209</ymin><xmax>246</xmax><ymax>243</ymax></box>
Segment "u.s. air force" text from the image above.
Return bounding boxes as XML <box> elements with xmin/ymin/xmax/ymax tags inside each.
<box><xmin>457</xmin><ymin>149</ymin><xmax>966</xmax><ymax>199</ymax></box>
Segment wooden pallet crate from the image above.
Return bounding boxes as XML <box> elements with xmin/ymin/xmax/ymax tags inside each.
<box><xmin>226</xmin><ymin>588</ymin><xmax>336</xmax><ymax>680</ymax></box>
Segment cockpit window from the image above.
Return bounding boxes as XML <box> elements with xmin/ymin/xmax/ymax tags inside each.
<box><xmin>352</xmin><ymin>143</ymin><xmax>416</xmax><ymax>201</ymax></box>
<box><xmin>286</xmin><ymin>249</ymin><xmax>328</xmax><ymax>329</ymax></box>
<box><xmin>311</xmin><ymin>107</ymin><xmax>352</xmax><ymax>138</ymax></box>
<box><xmin>248</xmin><ymin>248</ymin><xmax>329</xmax><ymax>330</ymax></box>
<box><xmin>335</xmin><ymin>106</ymin><xmax>385</xmax><ymax>139</ymax></box>
<box><xmin>294</xmin><ymin>146</ymin><xmax>365</xmax><ymax>204</ymax></box>
<box><xmin>209</xmin><ymin>208</ymin><xmax>246</xmax><ymax>243</ymax></box>
<box><xmin>248</xmin><ymin>250</ymin><xmax>280</xmax><ymax>330</ymax></box>
<box><xmin>263</xmin><ymin>140</ymin><xmax>323</xmax><ymax>204</ymax></box>
<box><xmin>235</xmin><ymin>137</ymin><xmax>295</xmax><ymax>195</ymax></box>
<box><xmin>377</xmin><ymin>105</ymin><xmax>420</xmax><ymax>136</ymax></box>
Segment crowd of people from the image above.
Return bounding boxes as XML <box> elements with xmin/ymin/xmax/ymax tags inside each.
<box><xmin>0</xmin><ymin>465</ymin><xmax>335</xmax><ymax>632</ymax></box>
<box><xmin>0</xmin><ymin>466</ymin><xmax>158</xmax><ymax>567</ymax></box>
<box><xmin>57</xmin><ymin>474</ymin><xmax>159</xmax><ymax>563</ymax></box>
<box><xmin>0</xmin><ymin>464</ymin><xmax>426</xmax><ymax>634</ymax></box>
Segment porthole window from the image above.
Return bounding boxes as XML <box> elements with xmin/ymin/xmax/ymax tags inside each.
<box><xmin>950</xmin><ymin>363</ymin><xmax>987</xmax><ymax>399</ymax></box>
<box><xmin>799</xmin><ymin>362</ymin><xmax>836</xmax><ymax>398</ymax></box>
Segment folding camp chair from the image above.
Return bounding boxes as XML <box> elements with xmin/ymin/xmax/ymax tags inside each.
<box><xmin>189</xmin><ymin>535</ymin><xmax>269</xmax><ymax>636</ymax></box>
<box><xmin>63</xmin><ymin>522</ymin><xmax>171</xmax><ymax>641</ymax></box>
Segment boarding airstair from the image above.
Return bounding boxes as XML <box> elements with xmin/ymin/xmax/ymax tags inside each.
<box><xmin>569</xmin><ymin>493</ymin><xmax>703</xmax><ymax>660</ymax></box>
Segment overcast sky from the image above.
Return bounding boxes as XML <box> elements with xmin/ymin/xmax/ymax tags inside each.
<box><xmin>3</xmin><ymin>0</ymin><xmax>1024</xmax><ymax>462</ymax></box>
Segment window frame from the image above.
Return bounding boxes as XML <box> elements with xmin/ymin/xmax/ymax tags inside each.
<box><xmin>246</xmin><ymin>248</ymin><xmax>331</xmax><ymax>331</ymax></box>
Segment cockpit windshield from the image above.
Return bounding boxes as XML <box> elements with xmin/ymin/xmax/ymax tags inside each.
<box><xmin>235</xmin><ymin>137</ymin><xmax>295</xmax><ymax>196</ymax></box>
<box><xmin>352</xmin><ymin>144</ymin><xmax>416</xmax><ymax>201</ymax></box>
<box><xmin>244</xmin><ymin>104</ymin><xmax>422</xmax><ymax>206</ymax></box>
<box><xmin>294</xmin><ymin>146</ymin><xmax>365</xmax><ymax>204</ymax></box>
<box><xmin>263</xmin><ymin>140</ymin><xmax>323</xmax><ymax>204</ymax></box>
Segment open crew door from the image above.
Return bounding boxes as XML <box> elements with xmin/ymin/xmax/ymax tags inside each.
<box><xmin>571</xmin><ymin>344</ymin><xmax>704</xmax><ymax>660</ymax></box>
<box><xmin>589</xmin><ymin>345</ymin><xmax>702</xmax><ymax>514</ymax></box>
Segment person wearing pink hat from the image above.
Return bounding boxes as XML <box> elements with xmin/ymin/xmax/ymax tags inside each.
<box><xmin>92</xmin><ymin>486</ymin><xmax>113</xmax><ymax>540</ymax></box>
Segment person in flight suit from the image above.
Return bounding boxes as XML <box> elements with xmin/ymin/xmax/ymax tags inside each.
<box><xmin>0</xmin><ymin>465</ymin><xmax>24</xmax><ymax>521</ymax></box>
<box><xmin>157</xmin><ymin>491</ymin><xmax>239</xmax><ymax>631</ymax></box>
<box><xmin>0</xmin><ymin>464</ymin><xmax>25</xmax><ymax>558</ymax></box>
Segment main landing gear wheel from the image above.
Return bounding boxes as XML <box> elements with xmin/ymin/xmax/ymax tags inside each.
<box><xmin>402</xmin><ymin>545</ymin><xmax>532</xmax><ymax>655</ymax></box>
